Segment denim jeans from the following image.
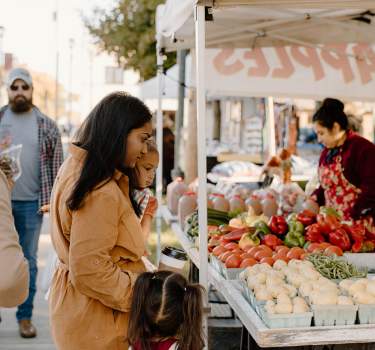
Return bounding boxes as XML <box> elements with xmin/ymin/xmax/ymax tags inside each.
<box><xmin>11</xmin><ymin>200</ymin><xmax>43</xmax><ymax>321</ymax></box>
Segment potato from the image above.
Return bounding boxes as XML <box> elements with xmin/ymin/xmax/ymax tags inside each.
<box><xmin>277</xmin><ymin>293</ymin><xmax>292</xmax><ymax>305</ymax></box>
<box><xmin>275</xmin><ymin>303</ymin><xmax>293</xmax><ymax>314</ymax></box>
<box><xmin>337</xmin><ymin>296</ymin><xmax>354</xmax><ymax>306</ymax></box>
<box><xmin>273</xmin><ymin>260</ymin><xmax>288</xmax><ymax>271</ymax></box>
<box><xmin>311</xmin><ymin>291</ymin><xmax>338</xmax><ymax>305</ymax></box>
<box><xmin>354</xmin><ymin>291</ymin><xmax>375</xmax><ymax>305</ymax></box>
<box><xmin>366</xmin><ymin>280</ymin><xmax>375</xmax><ymax>296</ymax></box>
<box><xmin>255</xmin><ymin>287</ymin><xmax>273</xmax><ymax>301</ymax></box>
<box><xmin>293</xmin><ymin>302</ymin><xmax>309</xmax><ymax>314</ymax></box>
<box><xmin>339</xmin><ymin>279</ymin><xmax>354</xmax><ymax>292</ymax></box>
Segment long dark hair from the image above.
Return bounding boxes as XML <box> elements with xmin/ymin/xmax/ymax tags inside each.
<box><xmin>67</xmin><ymin>92</ymin><xmax>152</xmax><ymax>211</ymax></box>
<box><xmin>128</xmin><ymin>271</ymin><xmax>205</xmax><ymax>350</ymax></box>
<box><xmin>313</xmin><ymin>98</ymin><xmax>349</xmax><ymax>131</ymax></box>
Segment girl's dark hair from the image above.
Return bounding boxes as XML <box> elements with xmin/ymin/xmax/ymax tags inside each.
<box><xmin>67</xmin><ymin>92</ymin><xmax>152</xmax><ymax>211</ymax></box>
<box><xmin>313</xmin><ymin>98</ymin><xmax>349</xmax><ymax>131</ymax></box>
<box><xmin>128</xmin><ymin>271</ymin><xmax>205</xmax><ymax>350</ymax></box>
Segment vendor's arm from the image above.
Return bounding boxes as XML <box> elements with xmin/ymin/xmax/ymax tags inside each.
<box><xmin>351</xmin><ymin>143</ymin><xmax>375</xmax><ymax>220</ymax></box>
<box><xmin>69</xmin><ymin>191</ymin><xmax>139</xmax><ymax>312</ymax></box>
<box><xmin>0</xmin><ymin>171</ymin><xmax>29</xmax><ymax>307</ymax></box>
<box><xmin>311</xmin><ymin>186</ymin><xmax>325</xmax><ymax>206</ymax></box>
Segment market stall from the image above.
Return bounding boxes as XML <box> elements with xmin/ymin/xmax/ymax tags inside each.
<box><xmin>155</xmin><ymin>1</ymin><xmax>375</xmax><ymax>348</ymax></box>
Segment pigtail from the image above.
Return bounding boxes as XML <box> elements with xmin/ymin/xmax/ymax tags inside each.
<box><xmin>127</xmin><ymin>272</ymin><xmax>155</xmax><ymax>350</ymax></box>
<box><xmin>178</xmin><ymin>284</ymin><xmax>205</xmax><ymax>350</ymax></box>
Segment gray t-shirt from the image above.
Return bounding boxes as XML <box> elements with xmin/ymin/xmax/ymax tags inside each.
<box><xmin>0</xmin><ymin>108</ymin><xmax>40</xmax><ymax>201</ymax></box>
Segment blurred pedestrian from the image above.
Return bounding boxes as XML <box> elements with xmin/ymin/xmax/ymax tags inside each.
<box><xmin>0</xmin><ymin>67</ymin><xmax>63</xmax><ymax>338</ymax></box>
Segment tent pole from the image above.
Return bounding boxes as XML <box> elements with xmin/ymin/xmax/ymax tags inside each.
<box><xmin>172</xmin><ymin>49</ymin><xmax>187</xmax><ymax>179</ymax></box>
<box><xmin>266</xmin><ymin>97</ymin><xmax>277</xmax><ymax>157</ymax></box>
<box><xmin>156</xmin><ymin>46</ymin><xmax>164</xmax><ymax>265</ymax></box>
<box><xmin>195</xmin><ymin>4</ymin><xmax>209</xmax><ymax>347</ymax></box>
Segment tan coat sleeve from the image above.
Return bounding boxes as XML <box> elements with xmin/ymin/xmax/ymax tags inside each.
<box><xmin>69</xmin><ymin>191</ymin><xmax>138</xmax><ymax>312</ymax></box>
<box><xmin>0</xmin><ymin>171</ymin><xmax>29</xmax><ymax>307</ymax></box>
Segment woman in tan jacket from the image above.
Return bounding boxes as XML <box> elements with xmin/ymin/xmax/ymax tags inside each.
<box><xmin>0</xmin><ymin>169</ymin><xmax>29</xmax><ymax>308</ymax></box>
<box><xmin>49</xmin><ymin>92</ymin><xmax>153</xmax><ymax>350</ymax></box>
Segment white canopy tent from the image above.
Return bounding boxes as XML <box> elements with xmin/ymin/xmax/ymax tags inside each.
<box><xmin>155</xmin><ymin>2</ymin><xmax>375</xmax><ymax>342</ymax></box>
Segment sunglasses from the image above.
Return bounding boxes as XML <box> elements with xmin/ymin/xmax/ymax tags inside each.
<box><xmin>10</xmin><ymin>84</ymin><xmax>30</xmax><ymax>91</ymax></box>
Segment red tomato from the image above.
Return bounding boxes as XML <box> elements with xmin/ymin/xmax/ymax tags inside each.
<box><xmin>254</xmin><ymin>250</ymin><xmax>272</xmax><ymax>261</ymax></box>
<box><xmin>213</xmin><ymin>246</ymin><xmax>227</xmax><ymax>257</ymax></box>
<box><xmin>324</xmin><ymin>246</ymin><xmax>343</xmax><ymax>257</ymax></box>
<box><xmin>225</xmin><ymin>254</ymin><xmax>242</xmax><ymax>268</ymax></box>
<box><xmin>276</xmin><ymin>247</ymin><xmax>289</xmax><ymax>256</ymax></box>
<box><xmin>247</xmin><ymin>246</ymin><xmax>262</xmax><ymax>257</ymax></box>
<box><xmin>312</xmin><ymin>247</ymin><xmax>324</xmax><ymax>254</ymax></box>
<box><xmin>240</xmin><ymin>258</ymin><xmax>257</xmax><ymax>268</ymax></box>
<box><xmin>290</xmin><ymin>247</ymin><xmax>305</xmax><ymax>256</ymax></box>
<box><xmin>260</xmin><ymin>257</ymin><xmax>274</xmax><ymax>266</ymax></box>
<box><xmin>275</xmin><ymin>245</ymin><xmax>287</xmax><ymax>253</ymax></box>
<box><xmin>300</xmin><ymin>253</ymin><xmax>309</xmax><ymax>260</ymax></box>
<box><xmin>224</xmin><ymin>242</ymin><xmax>239</xmax><ymax>251</ymax></box>
<box><xmin>219</xmin><ymin>251</ymin><xmax>232</xmax><ymax>262</ymax></box>
<box><xmin>319</xmin><ymin>242</ymin><xmax>332</xmax><ymax>249</ymax></box>
<box><xmin>272</xmin><ymin>253</ymin><xmax>289</xmax><ymax>263</ymax></box>
<box><xmin>258</xmin><ymin>245</ymin><xmax>273</xmax><ymax>255</ymax></box>
<box><xmin>240</xmin><ymin>252</ymin><xmax>254</xmax><ymax>260</ymax></box>
<box><xmin>306</xmin><ymin>242</ymin><xmax>322</xmax><ymax>253</ymax></box>
<box><xmin>232</xmin><ymin>248</ymin><xmax>244</xmax><ymax>255</ymax></box>
<box><xmin>286</xmin><ymin>247</ymin><xmax>304</xmax><ymax>260</ymax></box>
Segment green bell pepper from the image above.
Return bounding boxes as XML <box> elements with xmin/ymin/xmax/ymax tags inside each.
<box><xmin>254</xmin><ymin>221</ymin><xmax>271</xmax><ymax>235</ymax></box>
<box><xmin>284</xmin><ymin>231</ymin><xmax>305</xmax><ymax>248</ymax></box>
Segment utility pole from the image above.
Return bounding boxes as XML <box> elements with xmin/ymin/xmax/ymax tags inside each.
<box><xmin>53</xmin><ymin>0</ymin><xmax>59</xmax><ymax>123</ymax></box>
<box><xmin>68</xmin><ymin>38</ymin><xmax>75</xmax><ymax>128</ymax></box>
<box><xmin>0</xmin><ymin>26</ymin><xmax>5</xmax><ymax>105</ymax></box>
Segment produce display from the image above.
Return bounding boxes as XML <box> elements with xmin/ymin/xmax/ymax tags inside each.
<box><xmin>239</xmin><ymin>258</ymin><xmax>375</xmax><ymax>327</ymax></box>
<box><xmin>164</xmin><ymin>169</ymin><xmax>375</xmax><ymax>332</ymax></box>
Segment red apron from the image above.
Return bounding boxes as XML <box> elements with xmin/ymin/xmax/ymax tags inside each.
<box><xmin>319</xmin><ymin>151</ymin><xmax>361</xmax><ymax>222</ymax></box>
<box><xmin>319</xmin><ymin>151</ymin><xmax>375</xmax><ymax>234</ymax></box>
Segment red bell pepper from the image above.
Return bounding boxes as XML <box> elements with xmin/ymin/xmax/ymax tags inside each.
<box><xmin>328</xmin><ymin>228</ymin><xmax>351</xmax><ymax>251</ymax></box>
<box><xmin>305</xmin><ymin>223</ymin><xmax>325</xmax><ymax>243</ymax></box>
<box><xmin>268</xmin><ymin>216</ymin><xmax>288</xmax><ymax>235</ymax></box>
<box><xmin>261</xmin><ymin>234</ymin><xmax>283</xmax><ymax>250</ymax></box>
<box><xmin>342</xmin><ymin>223</ymin><xmax>366</xmax><ymax>253</ymax></box>
<box><xmin>296</xmin><ymin>210</ymin><xmax>316</xmax><ymax>226</ymax></box>
<box><xmin>317</xmin><ymin>213</ymin><xmax>341</xmax><ymax>235</ymax></box>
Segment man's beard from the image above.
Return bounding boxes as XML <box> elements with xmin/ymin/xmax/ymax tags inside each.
<box><xmin>9</xmin><ymin>96</ymin><xmax>33</xmax><ymax>113</ymax></box>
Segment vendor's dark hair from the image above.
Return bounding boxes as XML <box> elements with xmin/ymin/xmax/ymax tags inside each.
<box><xmin>313</xmin><ymin>98</ymin><xmax>349</xmax><ymax>131</ymax></box>
<box><xmin>128</xmin><ymin>271</ymin><xmax>205</xmax><ymax>350</ymax></box>
<box><xmin>67</xmin><ymin>92</ymin><xmax>152</xmax><ymax>211</ymax></box>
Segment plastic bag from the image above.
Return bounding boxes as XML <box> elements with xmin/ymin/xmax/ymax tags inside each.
<box><xmin>0</xmin><ymin>144</ymin><xmax>22</xmax><ymax>182</ymax></box>
<box><xmin>277</xmin><ymin>182</ymin><xmax>306</xmax><ymax>215</ymax></box>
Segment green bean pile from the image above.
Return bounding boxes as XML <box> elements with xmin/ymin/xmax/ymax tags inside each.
<box><xmin>307</xmin><ymin>253</ymin><xmax>367</xmax><ymax>280</ymax></box>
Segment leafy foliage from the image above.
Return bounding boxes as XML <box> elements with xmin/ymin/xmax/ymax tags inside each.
<box><xmin>85</xmin><ymin>0</ymin><xmax>175</xmax><ymax>81</ymax></box>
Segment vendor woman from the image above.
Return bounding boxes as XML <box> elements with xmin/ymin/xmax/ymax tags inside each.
<box><xmin>311</xmin><ymin>98</ymin><xmax>375</xmax><ymax>224</ymax></box>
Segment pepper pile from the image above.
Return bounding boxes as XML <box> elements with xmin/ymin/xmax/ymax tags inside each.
<box><xmin>303</xmin><ymin>207</ymin><xmax>375</xmax><ymax>253</ymax></box>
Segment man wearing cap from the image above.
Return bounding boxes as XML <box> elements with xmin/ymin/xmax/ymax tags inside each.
<box><xmin>0</xmin><ymin>68</ymin><xmax>63</xmax><ymax>338</ymax></box>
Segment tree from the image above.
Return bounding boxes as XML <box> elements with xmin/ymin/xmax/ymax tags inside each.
<box><xmin>85</xmin><ymin>0</ymin><xmax>175</xmax><ymax>81</ymax></box>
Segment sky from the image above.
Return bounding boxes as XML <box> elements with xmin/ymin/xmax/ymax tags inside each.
<box><xmin>0</xmin><ymin>0</ymin><xmax>137</xmax><ymax>121</ymax></box>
